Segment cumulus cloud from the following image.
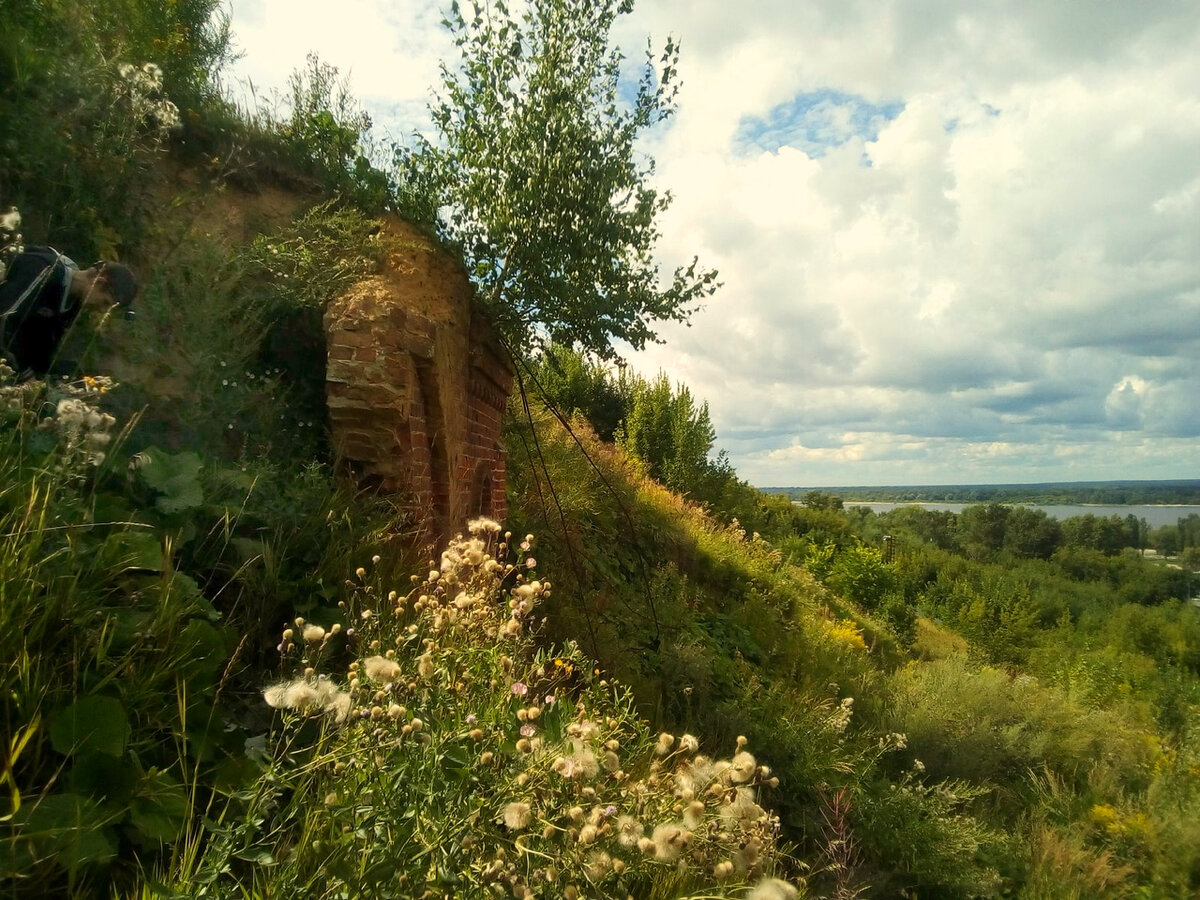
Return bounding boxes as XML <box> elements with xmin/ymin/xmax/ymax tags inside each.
<box><xmin>625</xmin><ymin>0</ymin><xmax>1200</xmax><ymax>484</ymax></box>
<box><xmin>226</xmin><ymin>0</ymin><xmax>1200</xmax><ymax>485</ymax></box>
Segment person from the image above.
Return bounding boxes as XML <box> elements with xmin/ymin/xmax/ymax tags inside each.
<box><xmin>0</xmin><ymin>245</ymin><xmax>138</xmax><ymax>379</ymax></box>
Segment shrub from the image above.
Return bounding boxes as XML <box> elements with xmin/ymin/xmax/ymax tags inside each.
<box><xmin>175</xmin><ymin>523</ymin><xmax>798</xmax><ymax>899</ymax></box>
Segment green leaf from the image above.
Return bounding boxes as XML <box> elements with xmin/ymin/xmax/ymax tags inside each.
<box><xmin>177</xmin><ymin>619</ymin><xmax>228</xmax><ymax>682</ymax></box>
<box><xmin>128</xmin><ymin>770</ymin><xmax>189</xmax><ymax>843</ymax></box>
<box><xmin>130</xmin><ymin>446</ymin><xmax>205</xmax><ymax>514</ymax></box>
<box><xmin>49</xmin><ymin>696</ymin><xmax>129</xmax><ymax>758</ymax></box>
<box><xmin>102</xmin><ymin>530</ymin><xmax>164</xmax><ymax>572</ymax></box>
<box><xmin>13</xmin><ymin>793</ymin><xmax>118</xmax><ymax>867</ymax></box>
<box><xmin>67</xmin><ymin>754</ymin><xmax>138</xmax><ymax>806</ymax></box>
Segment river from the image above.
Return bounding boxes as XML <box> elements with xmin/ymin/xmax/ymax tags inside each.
<box><xmin>843</xmin><ymin>502</ymin><xmax>1200</xmax><ymax>530</ymax></box>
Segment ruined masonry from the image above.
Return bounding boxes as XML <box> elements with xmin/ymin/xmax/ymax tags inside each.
<box><xmin>324</xmin><ymin>218</ymin><xmax>512</xmax><ymax>544</ymax></box>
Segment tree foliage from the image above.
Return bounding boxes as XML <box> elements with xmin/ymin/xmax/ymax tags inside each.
<box><xmin>413</xmin><ymin>0</ymin><xmax>718</xmax><ymax>358</ymax></box>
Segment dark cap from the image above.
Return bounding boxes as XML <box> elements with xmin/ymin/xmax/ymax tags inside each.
<box><xmin>97</xmin><ymin>261</ymin><xmax>138</xmax><ymax>306</ymax></box>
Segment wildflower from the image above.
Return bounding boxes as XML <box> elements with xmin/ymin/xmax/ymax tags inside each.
<box><xmin>520</xmin><ymin>724</ymin><xmax>537</xmax><ymax>738</ymax></box>
<box><xmin>616</xmin><ymin>815</ymin><xmax>644</xmax><ymax>847</ymax></box>
<box><xmin>578</xmin><ymin>824</ymin><xmax>598</xmax><ymax>845</ymax></box>
<box><xmin>830</xmin><ymin>697</ymin><xmax>854</xmax><ymax>733</ymax></box>
<box><xmin>263</xmin><ymin>683</ymin><xmax>290</xmax><ymax>708</ymax></box>
<box><xmin>504</xmin><ymin>801</ymin><xmax>532</xmax><ymax>830</ymax></box>
<box><xmin>281</xmin><ymin>681</ymin><xmax>320</xmax><ymax>711</ymax></box>
<box><xmin>355</xmin><ymin>567</ymin><xmax>366</xmax><ymax>579</ymax></box>
<box><xmin>511</xmin><ymin>682</ymin><xmax>529</xmax><ymax>697</ymax></box>
<box><xmin>303</xmin><ymin>624</ymin><xmax>326</xmax><ymax>643</ymax></box>
<box><xmin>655</xmin><ymin>732</ymin><xmax>675</xmax><ymax>755</ymax></box>
<box><xmin>747</xmin><ymin>878</ymin><xmax>798</xmax><ymax>900</ymax></box>
<box><xmin>363</xmin><ymin>655</ymin><xmax>402</xmax><ymax>683</ymax></box>
<box><xmin>683</xmin><ymin>800</ymin><xmax>706</xmax><ymax>829</ymax></box>
<box><xmin>467</xmin><ymin>714</ymin><xmax>477</xmax><ymax>725</ymax></box>
<box><xmin>417</xmin><ymin>652</ymin><xmax>435</xmax><ymax>679</ymax></box>
<box><xmin>730</xmin><ymin>750</ymin><xmax>757</xmax><ymax>784</ymax></box>
<box><xmin>585</xmin><ymin>851</ymin><xmax>610</xmax><ymax>879</ymax></box>
<box><xmin>719</xmin><ymin>788</ymin><xmax>765</xmax><ymax>827</ymax></box>
<box><xmin>372</xmin><ymin>554</ymin><xmax>381</xmax><ymax>564</ymax></box>
<box><xmin>679</xmin><ymin>733</ymin><xmax>700</xmax><ymax>754</ymax></box>
<box><xmin>322</xmin><ymin>689</ymin><xmax>353</xmax><ymax>723</ymax></box>
<box><xmin>714</xmin><ymin>860</ymin><xmax>735</xmax><ymax>881</ymax></box>
<box><xmin>651</xmin><ymin>823</ymin><xmax>690</xmax><ymax>861</ymax></box>
<box><xmin>468</xmin><ymin>516</ymin><xmax>501</xmax><ymax>534</ymax></box>
<box><xmin>734</xmin><ymin>836</ymin><xmax>764</xmax><ymax>872</ymax></box>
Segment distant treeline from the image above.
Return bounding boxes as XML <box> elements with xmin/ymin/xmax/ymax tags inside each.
<box><xmin>764</xmin><ymin>480</ymin><xmax>1200</xmax><ymax>506</ymax></box>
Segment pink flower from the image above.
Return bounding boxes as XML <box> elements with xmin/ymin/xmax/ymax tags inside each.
<box><xmin>511</xmin><ymin>682</ymin><xmax>529</xmax><ymax>697</ymax></box>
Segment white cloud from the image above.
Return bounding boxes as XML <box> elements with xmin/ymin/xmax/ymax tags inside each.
<box><xmin>224</xmin><ymin>0</ymin><xmax>1200</xmax><ymax>486</ymax></box>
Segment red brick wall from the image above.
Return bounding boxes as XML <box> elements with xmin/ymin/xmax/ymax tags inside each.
<box><xmin>324</xmin><ymin>218</ymin><xmax>512</xmax><ymax>546</ymax></box>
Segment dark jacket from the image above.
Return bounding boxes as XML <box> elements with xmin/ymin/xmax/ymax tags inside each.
<box><xmin>0</xmin><ymin>246</ymin><xmax>81</xmax><ymax>376</ymax></box>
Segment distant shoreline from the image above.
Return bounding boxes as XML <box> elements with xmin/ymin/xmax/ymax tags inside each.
<box><xmin>762</xmin><ymin>480</ymin><xmax>1200</xmax><ymax>507</ymax></box>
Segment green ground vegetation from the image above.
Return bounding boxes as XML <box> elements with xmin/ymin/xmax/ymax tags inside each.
<box><xmin>2</xmin><ymin>1</ymin><xmax>1199</xmax><ymax>898</ymax></box>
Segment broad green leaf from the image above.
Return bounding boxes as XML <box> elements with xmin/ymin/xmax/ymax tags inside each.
<box><xmin>128</xmin><ymin>770</ymin><xmax>189</xmax><ymax>842</ymax></box>
<box><xmin>13</xmin><ymin>793</ymin><xmax>117</xmax><ymax>867</ymax></box>
<box><xmin>49</xmin><ymin>696</ymin><xmax>129</xmax><ymax>758</ymax></box>
<box><xmin>102</xmin><ymin>530</ymin><xmax>164</xmax><ymax>572</ymax></box>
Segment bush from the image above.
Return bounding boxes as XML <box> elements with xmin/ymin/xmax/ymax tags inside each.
<box><xmin>171</xmin><ymin>523</ymin><xmax>798</xmax><ymax>899</ymax></box>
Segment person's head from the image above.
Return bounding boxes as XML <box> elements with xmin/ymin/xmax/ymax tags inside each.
<box><xmin>73</xmin><ymin>260</ymin><xmax>138</xmax><ymax>310</ymax></box>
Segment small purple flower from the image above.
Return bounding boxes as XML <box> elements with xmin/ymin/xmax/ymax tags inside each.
<box><xmin>604</xmin><ymin>805</ymin><xmax>617</xmax><ymax>817</ymax></box>
<box><xmin>511</xmin><ymin>682</ymin><xmax>529</xmax><ymax>697</ymax></box>
<box><xmin>545</xmin><ymin>694</ymin><xmax>556</xmax><ymax>706</ymax></box>
<box><xmin>520</xmin><ymin>723</ymin><xmax>537</xmax><ymax>737</ymax></box>
<box><xmin>466</xmin><ymin>714</ymin><xmax>477</xmax><ymax>725</ymax></box>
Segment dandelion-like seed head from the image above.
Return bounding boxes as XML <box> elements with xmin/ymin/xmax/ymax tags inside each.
<box><xmin>362</xmin><ymin>655</ymin><xmax>402</xmax><ymax>684</ymax></box>
<box><xmin>616</xmin><ymin>815</ymin><xmax>644</xmax><ymax>847</ymax></box>
<box><xmin>468</xmin><ymin>516</ymin><xmax>502</xmax><ymax>534</ymax></box>
<box><xmin>747</xmin><ymin>877</ymin><xmax>798</xmax><ymax>900</ymax></box>
<box><xmin>730</xmin><ymin>750</ymin><xmax>757</xmax><ymax>784</ymax></box>
<box><xmin>417</xmin><ymin>652</ymin><xmax>435</xmax><ymax>680</ymax></box>
<box><xmin>503</xmin><ymin>801</ymin><xmax>532</xmax><ymax>830</ymax></box>
<box><xmin>650</xmin><ymin>823</ymin><xmax>690</xmax><ymax>861</ymax></box>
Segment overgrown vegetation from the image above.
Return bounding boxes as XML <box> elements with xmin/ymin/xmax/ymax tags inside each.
<box><xmin>509</xmin><ymin>354</ymin><xmax>1200</xmax><ymax>897</ymax></box>
<box><xmin>2</xmin><ymin>0</ymin><xmax>1198</xmax><ymax>898</ymax></box>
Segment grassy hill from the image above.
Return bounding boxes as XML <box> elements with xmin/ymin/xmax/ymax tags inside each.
<box><xmin>2</xmin><ymin>3</ymin><xmax>1199</xmax><ymax>898</ymax></box>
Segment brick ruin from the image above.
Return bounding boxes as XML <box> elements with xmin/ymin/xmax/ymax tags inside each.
<box><xmin>324</xmin><ymin>218</ymin><xmax>512</xmax><ymax>545</ymax></box>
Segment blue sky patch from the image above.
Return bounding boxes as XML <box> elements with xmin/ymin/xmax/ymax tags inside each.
<box><xmin>734</xmin><ymin>89</ymin><xmax>904</xmax><ymax>157</ymax></box>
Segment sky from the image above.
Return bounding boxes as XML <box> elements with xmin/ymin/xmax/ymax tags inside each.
<box><xmin>224</xmin><ymin>0</ymin><xmax>1200</xmax><ymax>487</ymax></box>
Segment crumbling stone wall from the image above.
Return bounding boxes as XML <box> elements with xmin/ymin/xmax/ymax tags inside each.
<box><xmin>325</xmin><ymin>218</ymin><xmax>511</xmax><ymax>543</ymax></box>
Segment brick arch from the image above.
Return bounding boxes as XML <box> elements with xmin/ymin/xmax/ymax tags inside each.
<box><xmin>324</xmin><ymin>217</ymin><xmax>512</xmax><ymax>548</ymax></box>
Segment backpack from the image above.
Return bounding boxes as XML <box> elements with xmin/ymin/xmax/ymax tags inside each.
<box><xmin>0</xmin><ymin>245</ymin><xmax>80</xmax><ymax>377</ymax></box>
